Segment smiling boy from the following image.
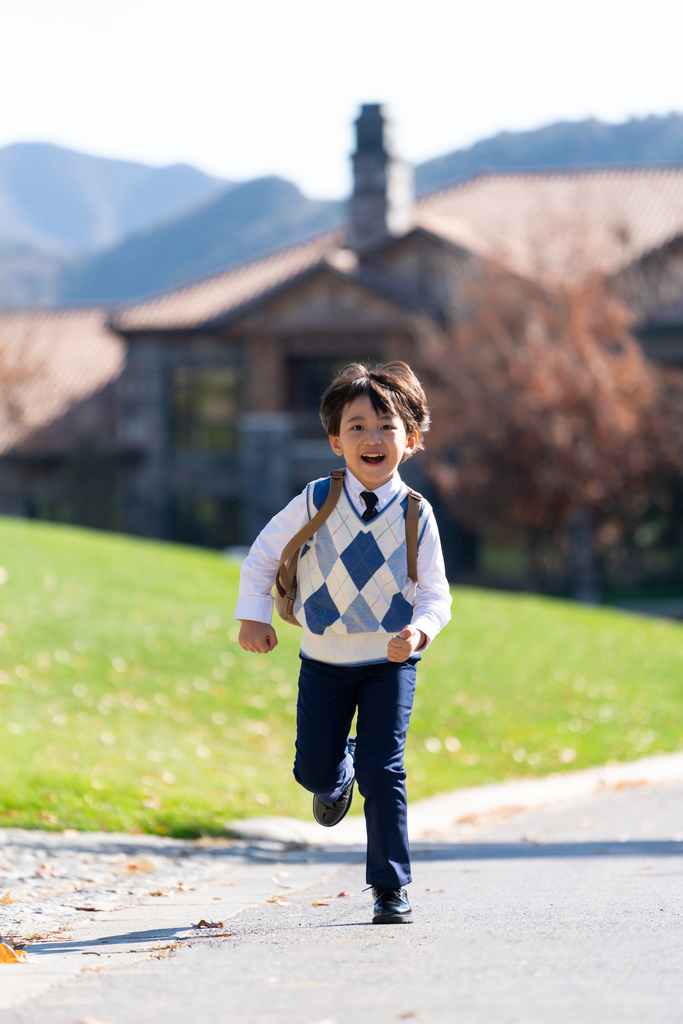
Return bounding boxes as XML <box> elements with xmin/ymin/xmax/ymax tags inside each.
<box><xmin>235</xmin><ymin>362</ymin><xmax>451</xmax><ymax>924</ymax></box>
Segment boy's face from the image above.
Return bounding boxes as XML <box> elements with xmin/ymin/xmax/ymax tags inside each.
<box><xmin>328</xmin><ymin>395</ymin><xmax>418</xmax><ymax>490</ymax></box>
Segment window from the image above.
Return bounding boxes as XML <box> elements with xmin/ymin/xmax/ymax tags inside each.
<box><xmin>288</xmin><ymin>354</ymin><xmax>383</xmax><ymax>437</ymax></box>
<box><xmin>171</xmin><ymin>495</ymin><xmax>240</xmax><ymax>549</ymax></box>
<box><xmin>172</xmin><ymin>366</ymin><xmax>240</xmax><ymax>451</ymax></box>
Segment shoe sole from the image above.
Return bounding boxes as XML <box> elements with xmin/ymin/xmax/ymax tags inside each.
<box><xmin>312</xmin><ymin>779</ymin><xmax>354</xmax><ymax>827</ymax></box>
<box><xmin>373</xmin><ymin>912</ymin><xmax>413</xmax><ymax>924</ymax></box>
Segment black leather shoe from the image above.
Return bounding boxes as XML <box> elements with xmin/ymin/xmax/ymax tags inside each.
<box><xmin>372</xmin><ymin>886</ymin><xmax>413</xmax><ymax>924</ymax></box>
<box><xmin>313</xmin><ymin>776</ymin><xmax>354</xmax><ymax>826</ymax></box>
<box><xmin>312</xmin><ymin>738</ymin><xmax>356</xmax><ymax>827</ymax></box>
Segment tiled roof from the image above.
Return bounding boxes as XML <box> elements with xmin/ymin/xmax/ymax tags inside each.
<box><xmin>111</xmin><ymin>231</ymin><xmax>344</xmax><ymax>332</ymax></box>
<box><xmin>113</xmin><ymin>168</ymin><xmax>683</xmax><ymax>333</ymax></box>
<box><xmin>0</xmin><ymin>308</ymin><xmax>124</xmax><ymax>454</ymax></box>
<box><xmin>416</xmin><ymin>166</ymin><xmax>683</xmax><ymax>281</ymax></box>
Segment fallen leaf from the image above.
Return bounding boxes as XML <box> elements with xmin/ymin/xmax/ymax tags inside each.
<box><xmin>63</xmin><ymin>905</ymin><xmax>127</xmax><ymax>912</ymax></box>
<box><xmin>265</xmin><ymin>895</ymin><xmax>289</xmax><ymax>905</ymax></box>
<box><xmin>0</xmin><ymin>943</ymin><xmax>27</xmax><ymax>963</ymax></box>
<box><xmin>0</xmin><ymin>892</ymin><xmax>13</xmax><ymax>905</ymax></box>
<box><xmin>426</xmin><ymin>888</ymin><xmax>445</xmax><ymax>893</ymax></box>
<box><xmin>336</xmin><ymin>891</ymin><xmax>353</xmax><ymax>898</ymax></box>
<box><xmin>213</xmin><ymin>932</ymin><xmax>232</xmax><ymax>937</ymax></box>
<box><xmin>312</xmin><ymin>900</ymin><xmax>331</xmax><ymax>906</ymax></box>
<box><xmin>149</xmin><ymin>891</ymin><xmax>169</xmax><ymax>897</ymax></box>
<box><xmin>191</xmin><ymin>920</ymin><xmax>224</xmax><ymax>928</ymax></box>
<box><xmin>127</xmin><ymin>858</ymin><xmax>155</xmax><ymax>873</ymax></box>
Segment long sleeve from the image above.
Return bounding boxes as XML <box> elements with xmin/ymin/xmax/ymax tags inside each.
<box><xmin>410</xmin><ymin>513</ymin><xmax>452</xmax><ymax>646</ymax></box>
<box><xmin>234</xmin><ymin>488</ymin><xmax>309</xmax><ymax>624</ymax></box>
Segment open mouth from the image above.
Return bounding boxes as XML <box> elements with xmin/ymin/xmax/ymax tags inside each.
<box><xmin>361</xmin><ymin>453</ymin><xmax>385</xmax><ymax>466</ymax></box>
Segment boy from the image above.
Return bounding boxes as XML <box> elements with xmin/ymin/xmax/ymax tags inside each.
<box><xmin>235</xmin><ymin>361</ymin><xmax>451</xmax><ymax>924</ymax></box>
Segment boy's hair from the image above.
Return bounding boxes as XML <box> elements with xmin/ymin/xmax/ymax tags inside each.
<box><xmin>319</xmin><ymin>361</ymin><xmax>430</xmax><ymax>458</ymax></box>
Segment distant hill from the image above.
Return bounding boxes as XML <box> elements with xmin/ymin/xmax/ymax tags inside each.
<box><xmin>4</xmin><ymin>113</ymin><xmax>683</xmax><ymax>307</ymax></box>
<box><xmin>0</xmin><ymin>142</ymin><xmax>226</xmax><ymax>256</ymax></box>
<box><xmin>415</xmin><ymin>113</ymin><xmax>683</xmax><ymax>193</ymax></box>
<box><xmin>59</xmin><ymin>177</ymin><xmax>343</xmax><ymax>304</ymax></box>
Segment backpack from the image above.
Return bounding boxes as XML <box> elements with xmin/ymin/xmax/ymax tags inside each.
<box><xmin>274</xmin><ymin>469</ymin><xmax>422</xmax><ymax>627</ymax></box>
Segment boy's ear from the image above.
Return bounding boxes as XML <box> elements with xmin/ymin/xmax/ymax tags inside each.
<box><xmin>329</xmin><ymin>435</ymin><xmax>344</xmax><ymax>457</ymax></box>
<box><xmin>404</xmin><ymin>430</ymin><xmax>418</xmax><ymax>454</ymax></box>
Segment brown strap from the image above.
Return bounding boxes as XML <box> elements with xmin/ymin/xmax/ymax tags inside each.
<box><xmin>275</xmin><ymin>470</ymin><xmax>345</xmax><ymax>599</ymax></box>
<box><xmin>405</xmin><ymin>489</ymin><xmax>422</xmax><ymax>584</ymax></box>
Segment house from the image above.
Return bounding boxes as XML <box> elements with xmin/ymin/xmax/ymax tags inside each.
<box><xmin>3</xmin><ymin>105</ymin><xmax>683</xmax><ymax>568</ymax></box>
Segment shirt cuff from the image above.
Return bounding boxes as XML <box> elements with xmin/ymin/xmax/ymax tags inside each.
<box><xmin>410</xmin><ymin>616</ymin><xmax>437</xmax><ymax>650</ymax></box>
<box><xmin>234</xmin><ymin>595</ymin><xmax>274</xmax><ymax>624</ymax></box>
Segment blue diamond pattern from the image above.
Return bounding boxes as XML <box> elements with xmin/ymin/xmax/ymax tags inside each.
<box><xmin>312</xmin><ymin>477</ymin><xmax>331</xmax><ymax>512</ymax></box>
<box><xmin>340</xmin><ymin>531</ymin><xmax>385</xmax><ymax>591</ymax></box>
<box><xmin>300</xmin><ymin>543</ymin><xmax>310</xmax><ymax>559</ymax></box>
<box><xmin>386</xmin><ymin>540</ymin><xmax>407</xmax><ymax>582</ymax></box>
<box><xmin>341</xmin><ymin>593</ymin><xmax>381</xmax><ymax>633</ymax></box>
<box><xmin>381</xmin><ymin>592</ymin><xmax>414</xmax><ymax>633</ymax></box>
<box><xmin>303</xmin><ymin>582</ymin><xmax>340</xmax><ymax>634</ymax></box>
<box><xmin>312</xmin><ymin>521</ymin><xmax>338</xmax><ymax>580</ymax></box>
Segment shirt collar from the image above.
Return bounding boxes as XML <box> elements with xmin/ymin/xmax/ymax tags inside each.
<box><xmin>344</xmin><ymin>469</ymin><xmax>403</xmax><ymax>508</ymax></box>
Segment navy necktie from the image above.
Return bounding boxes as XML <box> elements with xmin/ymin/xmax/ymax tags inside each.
<box><xmin>360</xmin><ymin>491</ymin><xmax>379</xmax><ymax>522</ymax></box>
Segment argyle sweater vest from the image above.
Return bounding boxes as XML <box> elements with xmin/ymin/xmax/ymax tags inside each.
<box><xmin>294</xmin><ymin>476</ymin><xmax>430</xmax><ymax>666</ymax></box>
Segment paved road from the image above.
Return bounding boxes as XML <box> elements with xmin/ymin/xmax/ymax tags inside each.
<box><xmin>2</xmin><ymin>783</ymin><xmax>683</xmax><ymax>1024</ymax></box>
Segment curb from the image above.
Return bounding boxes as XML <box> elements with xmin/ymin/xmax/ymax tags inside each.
<box><xmin>225</xmin><ymin>750</ymin><xmax>683</xmax><ymax>845</ymax></box>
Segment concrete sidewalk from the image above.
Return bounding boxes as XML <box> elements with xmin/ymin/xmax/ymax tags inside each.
<box><xmin>2</xmin><ymin>751</ymin><xmax>683</xmax><ymax>1020</ymax></box>
<box><xmin>1</xmin><ymin>780</ymin><xmax>682</xmax><ymax>1023</ymax></box>
<box><xmin>227</xmin><ymin>748</ymin><xmax>683</xmax><ymax>844</ymax></box>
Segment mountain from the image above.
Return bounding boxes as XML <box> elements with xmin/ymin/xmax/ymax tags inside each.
<box><xmin>0</xmin><ymin>142</ymin><xmax>227</xmax><ymax>256</ymax></box>
<box><xmin>5</xmin><ymin>113</ymin><xmax>683</xmax><ymax>308</ymax></box>
<box><xmin>415</xmin><ymin>113</ymin><xmax>683</xmax><ymax>193</ymax></box>
<box><xmin>59</xmin><ymin>177</ymin><xmax>343</xmax><ymax>304</ymax></box>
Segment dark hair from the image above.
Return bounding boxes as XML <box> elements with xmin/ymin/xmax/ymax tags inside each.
<box><xmin>319</xmin><ymin>361</ymin><xmax>430</xmax><ymax>458</ymax></box>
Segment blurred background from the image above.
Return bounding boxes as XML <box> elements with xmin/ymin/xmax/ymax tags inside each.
<box><xmin>3</xmin><ymin>0</ymin><xmax>683</xmax><ymax>833</ymax></box>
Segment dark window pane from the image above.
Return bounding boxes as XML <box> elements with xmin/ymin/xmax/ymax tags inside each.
<box><xmin>171</xmin><ymin>495</ymin><xmax>240</xmax><ymax>548</ymax></box>
<box><xmin>173</xmin><ymin>367</ymin><xmax>240</xmax><ymax>451</ymax></box>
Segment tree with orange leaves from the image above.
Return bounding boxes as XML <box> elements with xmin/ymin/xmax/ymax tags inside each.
<box><xmin>422</xmin><ymin>267</ymin><xmax>683</xmax><ymax>595</ymax></box>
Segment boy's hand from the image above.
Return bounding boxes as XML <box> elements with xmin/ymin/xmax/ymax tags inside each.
<box><xmin>238</xmin><ymin>620</ymin><xmax>278</xmax><ymax>654</ymax></box>
<box><xmin>387</xmin><ymin>625</ymin><xmax>427</xmax><ymax>663</ymax></box>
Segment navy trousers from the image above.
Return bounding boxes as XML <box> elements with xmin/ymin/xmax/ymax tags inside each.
<box><xmin>293</xmin><ymin>653</ymin><xmax>418</xmax><ymax>888</ymax></box>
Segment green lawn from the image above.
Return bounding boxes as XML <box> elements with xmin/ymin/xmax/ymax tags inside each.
<box><xmin>1</xmin><ymin>517</ymin><xmax>682</xmax><ymax>837</ymax></box>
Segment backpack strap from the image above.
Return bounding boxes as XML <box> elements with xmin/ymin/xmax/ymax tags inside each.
<box><xmin>405</xmin><ymin>489</ymin><xmax>422</xmax><ymax>585</ymax></box>
<box><xmin>275</xmin><ymin>470</ymin><xmax>345</xmax><ymax>601</ymax></box>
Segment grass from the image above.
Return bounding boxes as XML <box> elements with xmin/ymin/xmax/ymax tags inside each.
<box><xmin>1</xmin><ymin>517</ymin><xmax>683</xmax><ymax>837</ymax></box>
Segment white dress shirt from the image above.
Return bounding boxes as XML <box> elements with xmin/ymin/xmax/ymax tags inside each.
<box><xmin>235</xmin><ymin>470</ymin><xmax>452</xmax><ymax>650</ymax></box>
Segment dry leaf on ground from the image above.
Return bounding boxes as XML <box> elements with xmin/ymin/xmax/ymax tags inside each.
<box><xmin>425</xmin><ymin>889</ymin><xmax>445</xmax><ymax>893</ymax></box>
<box><xmin>63</xmin><ymin>905</ymin><xmax>127</xmax><ymax>912</ymax></box>
<box><xmin>191</xmin><ymin>920</ymin><xmax>224</xmax><ymax>928</ymax></box>
<box><xmin>149</xmin><ymin>891</ymin><xmax>169</xmax><ymax>897</ymax></box>
<box><xmin>312</xmin><ymin>900</ymin><xmax>331</xmax><ymax>906</ymax></box>
<box><xmin>0</xmin><ymin>943</ymin><xmax>27</xmax><ymax>963</ymax></box>
<box><xmin>265</xmin><ymin>895</ymin><xmax>289</xmax><ymax>905</ymax></box>
<box><xmin>127</xmin><ymin>858</ymin><xmax>155</xmax><ymax>873</ymax></box>
<box><xmin>0</xmin><ymin>892</ymin><xmax>14</xmax><ymax>905</ymax></box>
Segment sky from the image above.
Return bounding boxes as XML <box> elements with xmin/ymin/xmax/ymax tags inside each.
<box><xmin>2</xmin><ymin>0</ymin><xmax>683</xmax><ymax>198</ymax></box>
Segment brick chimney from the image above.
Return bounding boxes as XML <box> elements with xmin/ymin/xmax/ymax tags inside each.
<box><xmin>349</xmin><ymin>104</ymin><xmax>414</xmax><ymax>252</ymax></box>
